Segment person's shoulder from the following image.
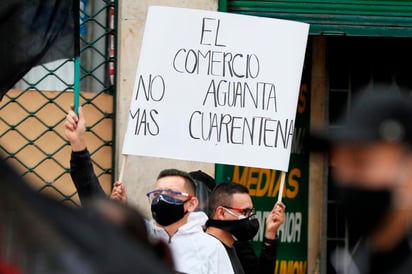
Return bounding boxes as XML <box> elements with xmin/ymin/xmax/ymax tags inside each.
<box><xmin>187</xmin><ymin>211</ymin><xmax>208</xmax><ymax>224</ymax></box>
<box><xmin>146</xmin><ymin>219</ymin><xmax>170</xmax><ymax>240</ymax></box>
<box><xmin>145</xmin><ymin>218</ymin><xmax>157</xmax><ymax>230</ymax></box>
<box><xmin>196</xmin><ymin>231</ymin><xmax>226</xmax><ymax>248</ymax></box>
<box><xmin>177</xmin><ymin>211</ymin><xmax>208</xmax><ymax>233</ymax></box>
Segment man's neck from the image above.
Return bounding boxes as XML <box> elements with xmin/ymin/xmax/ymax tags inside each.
<box><xmin>160</xmin><ymin>214</ymin><xmax>189</xmax><ymax>237</ymax></box>
<box><xmin>206</xmin><ymin>226</ymin><xmax>235</xmax><ymax>247</ymax></box>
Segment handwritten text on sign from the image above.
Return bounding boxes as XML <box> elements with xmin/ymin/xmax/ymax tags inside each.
<box><xmin>122</xmin><ymin>7</ymin><xmax>309</xmax><ymax>171</ymax></box>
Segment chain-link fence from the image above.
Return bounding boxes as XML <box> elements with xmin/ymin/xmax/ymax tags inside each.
<box><xmin>0</xmin><ymin>0</ymin><xmax>117</xmax><ymax>207</ymax></box>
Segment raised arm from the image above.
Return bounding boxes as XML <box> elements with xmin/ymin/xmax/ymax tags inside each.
<box><xmin>64</xmin><ymin>105</ymin><xmax>105</xmax><ymax>204</ymax></box>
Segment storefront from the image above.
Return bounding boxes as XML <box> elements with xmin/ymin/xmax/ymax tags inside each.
<box><xmin>216</xmin><ymin>1</ymin><xmax>412</xmax><ymax>273</ymax></box>
<box><xmin>219</xmin><ymin>0</ymin><xmax>412</xmax><ymax>36</ymax></box>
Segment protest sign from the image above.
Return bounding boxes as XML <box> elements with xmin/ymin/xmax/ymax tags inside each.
<box><xmin>122</xmin><ymin>6</ymin><xmax>309</xmax><ymax>171</ymax></box>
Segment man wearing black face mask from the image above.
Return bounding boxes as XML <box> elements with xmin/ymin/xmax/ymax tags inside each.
<box><xmin>146</xmin><ymin>169</ymin><xmax>234</xmax><ymax>274</ymax></box>
<box><xmin>205</xmin><ymin>182</ymin><xmax>285</xmax><ymax>274</ymax></box>
<box><xmin>312</xmin><ymin>85</ymin><xmax>412</xmax><ymax>274</ymax></box>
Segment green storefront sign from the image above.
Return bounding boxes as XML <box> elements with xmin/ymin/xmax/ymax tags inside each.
<box><xmin>215</xmin><ymin>60</ymin><xmax>310</xmax><ymax>274</ymax></box>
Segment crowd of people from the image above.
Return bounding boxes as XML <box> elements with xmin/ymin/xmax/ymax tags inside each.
<box><xmin>64</xmin><ymin>83</ymin><xmax>412</xmax><ymax>274</ymax></box>
<box><xmin>64</xmin><ymin>104</ymin><xmax>285</xmax><ymax>274</ymax></box>
<box><xmin>3</xmin><ymin>83</ymin><xmax>412</xmax><ymax>274</ymax></box>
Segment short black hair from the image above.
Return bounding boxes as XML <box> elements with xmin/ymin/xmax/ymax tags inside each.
<box><xmin>208</xmin><ymin>182</ymin><xmax>249</xmax><ymax>217</ymax></box>
<box><xmin>157</xmin><ymin>168</ymin><xmax>196</xmax><ymax>195</ymax></box>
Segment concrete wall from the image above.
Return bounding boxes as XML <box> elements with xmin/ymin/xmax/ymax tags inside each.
<box><xmin>116</xmin><ymin>0</ymin><xmax>218</xmax><ymax>216</ymax></box>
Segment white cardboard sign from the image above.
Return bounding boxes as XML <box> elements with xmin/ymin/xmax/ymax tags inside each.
<box><xmin>122</xmin><ymin>6</ymin><xmax>309</xmax><ymax>171</ymax></box>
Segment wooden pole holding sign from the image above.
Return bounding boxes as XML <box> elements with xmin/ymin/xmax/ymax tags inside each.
<box><xmin>118</xmin><ymin>154</ymin><xmax>128</xmax><ymax>183</ymax></box>
<box><xmin>277</xmin><ymin>171</ymin><xmax>286</xmax><ymax>202</ymax></box>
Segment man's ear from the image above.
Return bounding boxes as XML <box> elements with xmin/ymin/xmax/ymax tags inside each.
<box><xmin>215</xmin><ymin>206</ymin><xmax>226</xmax><ymax>220</ymax></box>
<box><xmin>186</xmin><ymin>197</ymin><xmax>199</xmax><ymax>212</ymax></box>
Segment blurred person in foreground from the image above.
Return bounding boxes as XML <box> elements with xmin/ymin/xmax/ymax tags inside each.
<box><xmin>0</xmin><ymin>155</ymin><xmax>174</xmax><ymax>274</ymax></box>
<box><xmin>312</xmin><ymin>85</ymin><xmax>412</xmax><ymax>274</ymax></box>
<box><xmin>64</xmin><ymin>105</ymin><xmax>234</xmax><ymax>274</ymax></box>
<box><xmin>206</xmin><ymin>182</ymin><xmax>285</xmax><ymax>274</ymax></box>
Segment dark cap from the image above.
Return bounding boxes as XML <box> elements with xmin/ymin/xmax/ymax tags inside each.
<box><xmin>312</xmin><ymin>84</ymin><xmax>412</xmax><ymax>147</ymax></box>
<box><xmin>189</xmin><ymin>170</ymin><xmax>216</xmax><ymax>191</ymax></box>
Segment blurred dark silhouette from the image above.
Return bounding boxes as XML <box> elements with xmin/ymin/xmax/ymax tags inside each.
<box><xmin>0</xmin><ymin>155</ymin><xmax>173</xmax><ymax>274</ymax></box>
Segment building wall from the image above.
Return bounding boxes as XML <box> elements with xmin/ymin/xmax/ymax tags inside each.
<box><xmin>116</xmin><ymin>0</ymin><xmax>218</xmax><ymax>216</ymax></box>
<box><xmin>308</xmin><ymin>36</ymin><xmax>327</xmax><ymax>274</ymax></box>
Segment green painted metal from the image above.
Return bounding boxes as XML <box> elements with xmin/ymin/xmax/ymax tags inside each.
<box><xmin>111</xmin><ymin>0</ymin><xmax>118</xmax><ymax>192</ymax></box>
<box><xmin>218</xmin><ymin>0</ymin><xmax>228</xmax><ymax>11</ymax></box>
<box><xmin>223</xmin><ymin>0</ymin><xmax>412</xmax><ymax>37</ymax></box>
<box><xmin>74</xmin><ymin>56</ymin><xmax>80</xmax><ymax>115</ymax></box>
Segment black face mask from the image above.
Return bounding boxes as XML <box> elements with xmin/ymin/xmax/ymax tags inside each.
<box><xmin>206</xmin><ymin>216</ymin><xmax>260</xmax><ymax>241</ymax></box>
<box><xmin>151</xmin><ymin>195</ymin><xmax>188</xmax><ymax>226</ymax></box>
<box><xmin>335</xmin><ymin>183</ymin><xmax>392</xmax><ymax>239</ymax></box>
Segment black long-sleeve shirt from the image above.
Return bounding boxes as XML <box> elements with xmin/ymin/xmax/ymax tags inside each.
<box><xmin>70</xmin><ymin>149</ymin><xmax>105</xmax><ymax>204</ymax></box>
<box><xmin>234</xmin><ymin>239</ymin><xmax>278</xmax><ymax>274</ymax></box>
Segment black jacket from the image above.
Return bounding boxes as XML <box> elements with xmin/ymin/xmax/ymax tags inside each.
<box><xmin>234</xmin><ymin>239</ymin><xmax>278</xmax><ymax>274</ymax></box>
<box><xmin>333</xmin><ymin>236</ymin><xmax>412</xmax><ymax>274</ymax></box>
